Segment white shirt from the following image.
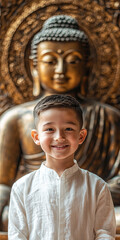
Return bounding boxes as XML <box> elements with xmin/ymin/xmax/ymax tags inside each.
<box><xmin>8</xmin><ymin>160</ymin><xmax>116</xmax><ymax>240</ymax></box>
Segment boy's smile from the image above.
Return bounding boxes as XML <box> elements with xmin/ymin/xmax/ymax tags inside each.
<box><xmin>32</xmin><ymin>108</ymin><xmax>87</xmax><ymax>172</ymax></box>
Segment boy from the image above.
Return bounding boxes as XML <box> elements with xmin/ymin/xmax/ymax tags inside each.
<box><xmin>8</xmin><ymin>94</ymin><xmax>116</xmax><ymax>240</ymax></box>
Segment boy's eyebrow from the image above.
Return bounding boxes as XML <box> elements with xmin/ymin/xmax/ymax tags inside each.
<box><xmin>66</xmin><ymin>121</ymin><xmax>77</xmax><ymax>125</ymax></box>
<box><xmin>43</xmin><ymin>121</ymin><xmax>77</xmax><ymax>126</ymax></box>
<box><xmin>43</xmin><ymin>122</ymin><xmax>54</xmax><ymax>126</ymax></box>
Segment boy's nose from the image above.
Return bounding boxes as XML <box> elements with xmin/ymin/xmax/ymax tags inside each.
<box><xmin>54</xmin><ymin>130</ymin><xmax>65</xmax><ymax>142</ymax></box>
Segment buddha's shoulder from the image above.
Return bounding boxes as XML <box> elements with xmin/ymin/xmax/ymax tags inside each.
<box><xmin>77</xmin><ymin>95</ymin><xmax>120</xmax><ymax>117</ymax></box>
<box><xmin>0</xmin><ymin>99</ymin><xmax>40</xmax><ymax>122</ymax></box>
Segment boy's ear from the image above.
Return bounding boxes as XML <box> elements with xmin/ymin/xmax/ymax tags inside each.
<box><xmin>31</xmin><ymin>129</ymin><xmax>40</xmax><ymax>145</ymax></box>
<box><xmin>79</xmin><ymin>129</ymin><xmax>87</xmax><ymax>145</ymax></box>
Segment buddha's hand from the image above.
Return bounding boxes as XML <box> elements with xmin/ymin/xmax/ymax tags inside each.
<box><xmin>0</xmin><ymin>184</ymin><xmax>11</xmax><ymax>217</ymax></box>
<box><xmin>107</xmin><ymin>176</ymin><xmax>120</xmax><ymax>205</ymax></box>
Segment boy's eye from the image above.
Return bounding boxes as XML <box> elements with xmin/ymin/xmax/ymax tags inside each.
<box><xmin>45</xmin><ymin>128</ymin><xmax>54</xmax><ymax>132</ymax></box>
<box><xmin>65</xmin><ymin>128</ymin><xmax>73</xmax><ymax>131</ymax></box>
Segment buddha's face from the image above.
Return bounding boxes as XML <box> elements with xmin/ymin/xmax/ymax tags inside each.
<box><xmin>32</xmin><ymin>41</ymin><xmax>87</xmax><ymax>94</ymax></box>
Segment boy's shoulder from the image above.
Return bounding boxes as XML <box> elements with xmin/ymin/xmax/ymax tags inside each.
<box><xmin>79</xmin><ymin>167</ymin><xmax>104</xmax><ymax>180</ymax></box>
<box><xmin>12</xmin><ymin>167</ymin><xmax>40</xmax><ymax>195</ymax></box>
<box><xmin>78</xmin><ymin>167</ymin><xmax>107</xmax><ymax>191</ymax></box>
<box><xmin>77</xmin><ymin>167</ymin><xmax>111</xmax><ymax>201</ymax></box>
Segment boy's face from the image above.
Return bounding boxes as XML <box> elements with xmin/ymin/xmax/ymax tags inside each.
<box><xmin>31</xmin><ymin>108</ymin><xmax>87</xmax><ymax>164</ymax></box>
<box><xmin>31</xmin><ymin>41</ymin><xmax>86</xmax><ymax>93</ymax></box>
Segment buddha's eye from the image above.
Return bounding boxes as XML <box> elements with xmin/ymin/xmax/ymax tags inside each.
<box><xmin>40</xmin><ymin>55</ymin><xmax>57</xmax><ymax>65</ymax></box>
<box><xmin>65</xmin><ymin>54</ymin><xmax>82</xmax><ymax>64</ymax></box>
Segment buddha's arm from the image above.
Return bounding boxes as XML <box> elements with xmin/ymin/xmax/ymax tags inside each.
<box><xmin>0</xmin><ymin>110</ymin><xmax>21</xmax><ymax>214</ymax></box>
<box><xmin>77</xmin><ymin>102</ymin><xmax>120</xmax><ymax>205</ymax></box>
<box><xmin>107</xmin><ymin>173</ymin><xmax>120</xmax><ymax>206</ymax></box>
<box><xmin>78</xmin><ymin>103</ymin><xmax>120</xmax><ymax>178</ymax></box>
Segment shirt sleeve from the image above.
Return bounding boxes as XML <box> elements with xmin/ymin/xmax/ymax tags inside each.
<box><xmin>94</xmin><ymin>183</ymin><xmax>116</xmax><ymax>240</ymax></box>
<box><xmin>8</xmin><ymin>184</ymin><xmax>29</xmax><ymax>240</ymax></box>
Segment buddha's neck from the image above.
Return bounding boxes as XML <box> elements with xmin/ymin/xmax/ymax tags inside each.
<box><xmin>43</xmin><ymin>89</ymin><xmax>79</xmax><ymax>98</ymax></box>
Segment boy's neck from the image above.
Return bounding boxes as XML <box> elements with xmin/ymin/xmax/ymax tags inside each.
<box><xmin>45</xmin><ymin>156</ymin><xmax>75</xmax><ymax>176</ymax></box>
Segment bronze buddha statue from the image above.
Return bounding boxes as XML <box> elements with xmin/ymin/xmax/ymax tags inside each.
<box><xmin>0</xmin><ymin>15</ymin><xmax>120</xmax><ymax>232</ymax></box>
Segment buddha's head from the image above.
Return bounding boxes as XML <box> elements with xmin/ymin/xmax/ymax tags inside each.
<box><xmin>30</xmin><ymin>15</ymin><xmax>92</xmax><ymax>96</ymax></box>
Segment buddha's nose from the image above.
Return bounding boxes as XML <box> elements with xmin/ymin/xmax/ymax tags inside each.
<box><xmin>55</xmin><ymin>58</ymin><xmax>65</xmax><ymax>74</ymax></box>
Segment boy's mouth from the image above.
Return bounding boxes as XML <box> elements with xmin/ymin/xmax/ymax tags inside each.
<box><xmin>51</xmin><ymin>145</ymin><xmax>69</xmax><ymax>149</ymax></box>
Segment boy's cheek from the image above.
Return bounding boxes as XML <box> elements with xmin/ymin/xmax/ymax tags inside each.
<box><xmin>39</xmin><ymin>136</ymin><xmax>50</xmax><ymax>147</ymax></box>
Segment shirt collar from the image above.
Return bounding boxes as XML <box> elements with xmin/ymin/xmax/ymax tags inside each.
<box><xmin>39</xmin><ymin>160</ymin><xmax>79</xmax><ymax>182</ymax></box>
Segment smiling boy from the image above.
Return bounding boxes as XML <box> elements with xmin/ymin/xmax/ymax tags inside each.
<box><xmin>8</xmin><ymin>95</ymin><xmax>116</xmax><ymax>240</ymax></box>
<box><xmin>31</xmin><ymin>95</ymin><xmax>86</xmax><ymax>176</ymax></box>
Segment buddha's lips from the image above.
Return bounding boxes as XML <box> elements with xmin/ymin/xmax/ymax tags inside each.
<box><xmin>53</xmin><ymin>78</ymin><xmax>68</xmax><ymax>83</ymax></box>
<box><xmin>53</xmin><ymin>76</ymin><xmax>69</xmax><ymax>82</ymax></box>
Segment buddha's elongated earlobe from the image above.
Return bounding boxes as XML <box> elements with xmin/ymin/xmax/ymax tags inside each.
<box><xmin>80</xmin><ymin>76</ymin><xmax>88</xmax><ymax>96</ymax></box>
<box><xmin>32</xmin><ymin>69</ymin><xmax>40</xmax><ymax>96</ymax></box>
<box><xmin>29</xmin><ymin>57</ymin><xmax>40</xmax><ymax>96</ymax></box>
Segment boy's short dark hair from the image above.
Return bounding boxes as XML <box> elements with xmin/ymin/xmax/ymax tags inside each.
<box><xmin>33</xmin><ymin>94</ymin><xmax>83</xmax><ymax>128</ymax></box>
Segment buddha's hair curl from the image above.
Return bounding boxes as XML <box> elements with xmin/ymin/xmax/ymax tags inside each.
<box><xmin>30</xmin><ymin>15</ymin><xmax>90</xmax><ymax>66</ymax></box>
<box><xmin>33</xmin><ymin>94</ymin><xmax>83</xmax><ymax>128</ymax></box>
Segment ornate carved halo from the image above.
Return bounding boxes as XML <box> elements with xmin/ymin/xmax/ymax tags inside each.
<box><xmin>1</xmin><ymin>0</ymin><xmax>120</xmax><ymax>104</ymax></box>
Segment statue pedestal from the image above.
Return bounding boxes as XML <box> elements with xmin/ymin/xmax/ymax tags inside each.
<box><xmin>0</xmin><ymin>232</ymin><xmax>7</xmax><ymax>240</ymax></box>
<box><xmin>116</xmin><ymin>235</ymin><xmax>120</xmax><ymax>240</ymax></box>
<box><xmin>116</xmin><ymin>207</ymin><xmax>120</xmax><ymax>234</ymax></box>
<box><xmin>0</xmin><ymin>232</ymin><xmax>120</xmax><ymax>240</ymax></box>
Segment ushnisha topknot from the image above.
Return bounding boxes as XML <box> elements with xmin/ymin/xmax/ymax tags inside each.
<box><xmin>32</xmin><ymin>15</ymin><xmax>87</xmax><ymax>42</ymax></box>
<box><xmin>33</xmin><ymin>94</ymin><xmax>83</xmax><ymax>128</ymax></box>
<box><xmin>30</xmin><ymin>15</ymin><xmax>90</xmax><ymax>66</ymax></box>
